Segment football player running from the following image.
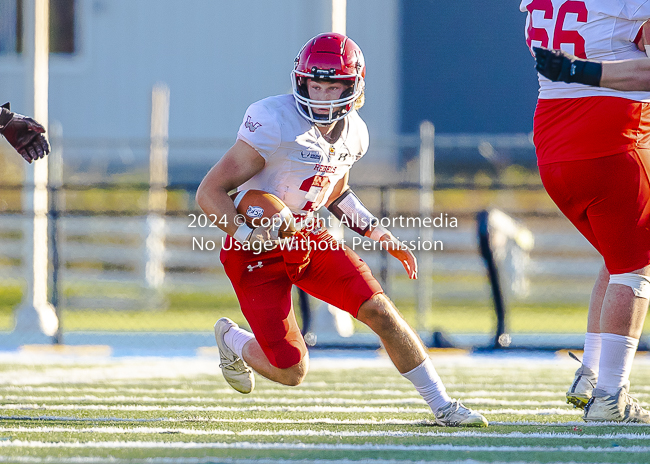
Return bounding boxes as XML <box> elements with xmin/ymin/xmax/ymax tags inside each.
<box><xmin>0</xmin><ymin>102</ymin><xmax>50</xmax><ymax>163</ymax></box>
<box><xmin>522</xmin><ymin>1</ymin><xmax>650</xmax><ymax>422</ymax></box>
<box><xmin>196</xmin><ymin>33</ymin><xmax>487</xmax><ymax>427</ymax></box>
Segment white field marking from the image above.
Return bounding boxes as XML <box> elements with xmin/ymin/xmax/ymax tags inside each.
<box><xmin>478</xmin><ymin>408</ymin><xmax>582</xmax><ymax>416</ymax></box>
<box><xmin>108</xmin><ymin>382</ymin><xmax>606</xmax><ymax>392</ymax></box>
<box><xmin>0</xmin><ymin>415</ymin><xmax>433</xmax><ymax>425</ymax></box>
<box><xmin>0</xmin><ymin>404</ymin><xmax>430</xmax><ymax>413</ymax></box>
<box><xmin>8</xmin><ymin>386</ymin><xmax>625</xmax><ymax>400</ymax></box>
<box><xmin>493</xmin><ymin>421</ymin><xmax>650</xmax><ymax>427</ymax></box>
<box><xmin>0</xmin><ymin>394</ymin><xmax>584</xmax><ymax>408</ymax></box>
<box><xmin>0</xmin><ymin>403</ymin><xmax>584</xmax><ymax>415</ymax></box>
<box><xmin>3</xmin><ymin>426</ymin><xmax>650</xmax><ymax>441</ymax></box>
<box><xmin>3</xmin><ymin>440</ymin><xmax>650</xmax><ymax>453</ymax></box>
<box><xmin>0</xmin><ymin>386</ymin><xmax>417</xmax><ymax>396</ymax></box>
<box><xmin>3</xmin><ymin>351</ymin><xmax>649</xmax><ymax>369</ymax></box>
<box><xmin>0</xmin><ymin>394</ymin><xmax>427</xmax><ymax>405</ymax></box>
<box><xmin>5</xmin><ymin>415</ymin><xmax>647</xmax><ymax>428</ymax></box>
<box><xmin>0</xmin><ymin>458</ymin><xmax>542</xmax><ymax>464</ymax></box>
<box><xmin>84</xmin><ymin>380</ymin><xmax>568</xmax><ymax>389</ymax></box>
<box><xmin>0</xmin><ymin>458</ymin><xmax>537</xmax><ymax>464</ymax></box>
<box><xmin>3</xmin><ymin>379</ymin><xmax>618</xmax><ymax>394</ymax></box>
<box><xmin>0</xmin><ymin>415</ymin><xmax>164</xmax><ymax>423</ymax></box>
<box><xmin>0</xmin><ymin>353</ymin><xmax>599</xmax><ymax>386</ymax></box>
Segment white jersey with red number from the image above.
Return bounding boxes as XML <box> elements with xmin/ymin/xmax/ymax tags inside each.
<box><xmin>236</xmin><ymin>94</ymin><xmax>368</xmax><ymax>215</ymax></box>
<box><xmin>521</xmin><ymin>0</ymin><xmax>650</xmax><ymax>101</ymax></box>
<box><xmin>522</xmin><ymin>0</ymin><xmax>650</xmax><ymax>165</ymax></box>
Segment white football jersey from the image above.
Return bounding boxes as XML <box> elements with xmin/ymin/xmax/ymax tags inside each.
<box><xmin>236</xmin><ymin>94</ymin><xmax>369</xmax><ymax>215</ymax></box>
<box><xmin>521</xmin><ymin>0</ymin><xmax>650</xmax><ymax>100</ymax></box>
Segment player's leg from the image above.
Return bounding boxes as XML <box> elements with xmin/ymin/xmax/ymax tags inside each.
<box><xmin>584</xmin><ymin>263</ymin><xmax>650</xmax><ymax>422</ymax></box>
<box><xmin>357</xmin><ymin>294</ymin><xmax>427</xmax><ymax>374</ymax></box>
<box><xmin>540</xmin><ymin>161</ymin><xmax>607</xmax><ymax>408</ymax></box>
<box><xmin>355</xmin><ymin>294</ymin><xmax>486</xmax><ymax>427</ymax></box>
<box><xmin>557</xmin><ymin>150</ymin><xmax>650</xmax><ymax>422</ymax></box>
<box><xmin>219</xmin><ymin>241</ymin><xmax>309</xmax><ymax>391</ymax></box>
<box><xmin>295</xmin><ymin>232</ymin><xmax>487</xmax><ymax>427</ymax></box>
<box><xmin>241</xmin><ymin>336</ymin><xmax>309</xmax><ymax>386</ymax></box>
<box><xmin>566</xmin><ymin>265</ymin><xmax>607</xmax><ymax>408</ymax></box>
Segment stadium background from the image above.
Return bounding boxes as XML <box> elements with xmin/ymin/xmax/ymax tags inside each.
<box><xmin>0</xmin><ymin>0</ymin><xmax>642</xmax><ymax>353</ymax></box>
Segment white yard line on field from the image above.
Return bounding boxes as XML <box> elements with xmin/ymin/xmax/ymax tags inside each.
<box><xmin>0</xmin><ymin>403</ymin><xmax>585</xmax><ymax>415</ymax></box>
<box><xmin>4</xmin><ymin>415</ymin><xmax>648</xmax><ymax>427</ymax></box>
<box><xmin>1</xmin><ymin>425</ymin><xmax>650</xmax><ymax>441</ymax></box>
<box><xmin>0</xmin><ymin>457</ymin><xmax>573</xmax><ymax>464</ymax></box>
<box><xmin>9</xmin><ymin>386</ymin><xmax>615</xmax><ymax>399</ymax></box>
<box><xmin>0</xmin><ymin>394</ymin><xmax>426</xmax><ymax>405</ymax></box>
<box><xmin>2</xmin><ymin>440</ymin><xmax>650</xmax><ymax>454</ymax></box>
<box><xmin>0</xmin><ymin>403</ymin><xmax>430</xmax><ymax>413</ymax></box>
<box><xmin>0</xmin><ymin>415</ymin><xmax>430</xmax><ymax>425</ymax></box>
<box><xmin>0</xmin><ymin>395</ymin><xmax>584</xmax><ymax>407</ymax></box>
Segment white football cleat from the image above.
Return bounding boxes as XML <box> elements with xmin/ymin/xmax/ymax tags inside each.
<box><xmin>214</xmin><ymin>318</ymin><xmax>255</xmax><ymax>394</ymax></box>
<box><xmin>434</xmin><ymin>400</ymin><xmax>488</xmax><ymax>427</ymax></box>
<box><xmin>583</xmin><ymin>386</ymin><xmax>650</xmax><ymax>423</ymax></box>
<box><xmin>566</xmin><ymin>352</ymin><xmax>597</xmax><ymax>410</ymax></box>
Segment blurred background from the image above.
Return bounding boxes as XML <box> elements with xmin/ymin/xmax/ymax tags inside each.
<box><xmin>1</xmin><ymin>0</ymin><xmax>633</xmax><ymax>354</ymax></box>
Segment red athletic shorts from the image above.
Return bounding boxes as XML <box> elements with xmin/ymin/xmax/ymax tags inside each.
<box><xmin>220</xmin><ymin>229</ymin><xmax>383</xmax><ymax>368</ymax></box>
<box><xmin>538</xmin><ymin>149</ymin><xmax>650</xmax><ymax>274</ymax></box>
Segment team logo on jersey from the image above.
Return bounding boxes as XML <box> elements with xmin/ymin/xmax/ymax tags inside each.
<box><xmin>300</xmin><ymin>150</ymin><xmax>321</xmax><ymax>160</ymax></box>
<box><xmin>314</xmin><ymin>163</ymin><xmax>337</xmax><ymax>173</ymax></box>
<box><xmin>247</xmin><ymin>261</ymin><xmax>263</xmax><ymax>272</ymax></box>
<box><xmin>246</xmin><ymin>205</ymin><xmax>264</xmax><ymax>219</ymax></box>
<box><xmin>337</xmin><ymin>151</ymin><xmax>350</xmax><ymax>161</ymax></box>
<box><xmin>245</xmin><ymin>115</ymin><xmax>262</xmax><ymax>132</ymax></box>
<box><xmin>329</xmin><ymin>146</ymin><xmax>335</xmax><ymax>160</ymax></box>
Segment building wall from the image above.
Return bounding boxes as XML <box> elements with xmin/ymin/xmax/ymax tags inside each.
<box><xmin>0</xmin><ymin>0</ymin><xmax>399</xmax><ymax>152</ymax></box>
<box><xmin>399</xmin><ymin>0</ymin><xmax>539</xmax><ymax>134</ymax></box>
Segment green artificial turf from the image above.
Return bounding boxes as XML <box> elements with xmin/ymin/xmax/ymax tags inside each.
<box><xmin>1</xmin><ymin>353</ymin><xmax>649</xmax><ymax>463</ymax></box>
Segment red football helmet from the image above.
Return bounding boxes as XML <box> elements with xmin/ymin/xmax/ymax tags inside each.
<box><xmin>291</xmin><ymin>33</ymin><xmax>366</xmax><ymax>125</ymax></box>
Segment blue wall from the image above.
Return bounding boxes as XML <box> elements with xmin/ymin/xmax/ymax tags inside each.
<box><xmin>400</xmin><ymin>0</ymin><xmax>539</xmax><ymax>134</ymax></box>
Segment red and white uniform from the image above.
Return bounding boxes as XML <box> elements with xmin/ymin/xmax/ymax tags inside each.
<box><xmin>222</xmin><ymin>94</ymin><xmax>381</xmax><ymax>369</ymax></box>
<box><xmin>522</xmin><ymin>0</ymin><xmax>650</xmax><ymax>273</ymax></box>
<box><xmin>237</xmin><ymin>94</ymin><xmax>368</xmax><ymax>215</ymax></box>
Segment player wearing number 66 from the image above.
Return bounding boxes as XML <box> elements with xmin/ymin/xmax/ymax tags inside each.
<box><xmin>522</xmin><ymin>1</ymin><xmax>650</xmax><ymax>423</ymax></box>
<box><xmin>195</xmin><ymin>32</ymin><xmax>487</xmax><ymax>427</ymax></box>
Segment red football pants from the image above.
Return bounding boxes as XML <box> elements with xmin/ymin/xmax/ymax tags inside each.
<box><xmin>539</xmin><ymin>149</ymin><xmax>650</xmax><ymax>274</ymax></box>
<box><xmin>220</xmin><ymin>230</ymin><xmax>383</xmax><ymax>368</ymax></box>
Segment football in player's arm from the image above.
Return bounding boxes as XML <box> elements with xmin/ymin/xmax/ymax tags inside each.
<box><xmin>0</xmin><ymin>102</ymin><xmax>50</xmax><ymax>163</ymax></box>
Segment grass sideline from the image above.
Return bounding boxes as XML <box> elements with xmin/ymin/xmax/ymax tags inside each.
<box><xmin>0</xmin><ymin>352</ymin><xmax>649</xmax><ymax>463</ymax></box>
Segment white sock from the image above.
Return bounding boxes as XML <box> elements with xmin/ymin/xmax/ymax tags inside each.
<box><xmin>224</xmin><ymin>325</ymin><xmax>255</xmax><ymax>359</ymax></box>
<box><xmin>596</xmin><ymin>333</ymin><xmax>638</xmax><ymax>395</ymax></box>
<box><xmin>401</xmin><ymin>358</ymin><xmax>451</xmax><ymax>413</ymax></box>
<box><xmin>582</xmin><ymin>332</ymin><xmax>601</xmax><ymax>374</ymax></box>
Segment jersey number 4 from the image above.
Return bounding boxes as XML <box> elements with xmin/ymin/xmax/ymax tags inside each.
<box><xmin>526</xmin><ymin>0</ymin><xmax>588</xmax><ymax>58</ymax></box>
<box><xmin>299</xmin><ymin>175</ymin><xmax>331</xmax><ymax>212</ymax></box>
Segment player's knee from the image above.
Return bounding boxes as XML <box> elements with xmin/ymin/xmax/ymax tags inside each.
<box><xmin>277</xmin><ymin>356</ymin><xmax>308</xmax><ymax>386</ymax></box>
<box><xmin>357</xmin><ymin>294</ymin><xmax>399</xmax><ymax>332</ymax></box>
<box><xmin>609</xmin><ymin>272</ymin><xmax>650</xmax><ymax>299</ymax></box>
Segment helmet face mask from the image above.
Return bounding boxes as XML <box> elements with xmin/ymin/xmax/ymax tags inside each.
<box><xmin>291</xmin><ymin>33</ymin><xmax>366</xmax><ymax>125</ymax></box>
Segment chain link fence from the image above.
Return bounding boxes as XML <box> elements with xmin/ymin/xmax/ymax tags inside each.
<box><xmin>0</xmin><ymin>132</ymin><xmax>623</xmax><ymax>354</ymax></box>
